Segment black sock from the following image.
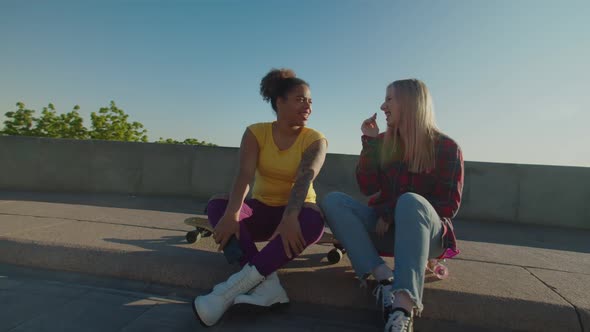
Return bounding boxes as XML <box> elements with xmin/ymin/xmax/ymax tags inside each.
<box><xmin>379</xmin><ymin>278</ymin><xmax>393</xmax><ymax>286</ymax></box>
<box><xmin>391</xmin><ymin>307</ymin><xmax>411</xmax><ymax>318</ymax></box>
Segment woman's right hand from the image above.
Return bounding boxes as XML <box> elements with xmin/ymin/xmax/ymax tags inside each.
<box><xmin>375</xmin><ymin>217</ymin><xmax>390</xmax><ymax>238</ymax></box>
<box><xmin>361</xmin><ymin>113</ymin><xmax>379</xmax><ymax>137</ymax></box>
<box><xmin>213</xmin><ymin>213</ymin><xmax>240</xmax><ymax>251</ymax></box>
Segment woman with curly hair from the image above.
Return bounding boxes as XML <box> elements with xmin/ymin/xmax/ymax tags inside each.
<box><xmin>193</xmin><ymin>68</ymin><xmax>328</xmax><ymax>327</ymax></box>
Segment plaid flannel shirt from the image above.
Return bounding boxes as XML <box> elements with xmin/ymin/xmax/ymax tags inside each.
<box><xmin>356</xmin><ymin>132</ymin><xmax>464</xmax><ymax>258</ymax></box>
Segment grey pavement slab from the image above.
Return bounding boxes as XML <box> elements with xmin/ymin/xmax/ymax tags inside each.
<box><xmin>0</xmin><ymin>200</ymin><xmax>197</xmax><ymax>231</ymax></box>
<box><xmin>423</xmin><ymin>259</ymin><xmax>580</xmax><ymax>331</ymax></box>
<box><xmin>458</xmin><ymin>240</ymin><xmax>590</xmax><ymax>275</ymax></box>
<box><xmin>0</xmin><ymin>275</ymin><xmax>23</xmax><ymax>290</ymax></box>
<box><xmin>7</xmin><ymin>292</ymin><xmax>158</xmax><ymax>332</ymax></box>
<box><xmin>455</xmin><ymin>219</ymin><xmax>590</xmax><ymax>274</ymax></box>
<box><xmin>528</xmin><ymin>268</ymin><xmax>590</xmax><ymax>332</ymax></box>
<box><xmin>0</xmin><ymin>282</ymin><xmax>89</xmax><ymax>331</ymax></box>
<box><xmin>0</xmin><ymin>215</ymin><xmax>69</xmax><ymax>236</ymax></box>
<box><xmin>0</xmin><ymin>191</ymin><xmax>203</xmax><ymax>214</ymax></box>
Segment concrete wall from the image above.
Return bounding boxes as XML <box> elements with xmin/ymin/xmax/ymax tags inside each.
<box><xmin>1</xmin><ymin>136</ymin><xmax>589</xmax><ymax>229</ymax></box>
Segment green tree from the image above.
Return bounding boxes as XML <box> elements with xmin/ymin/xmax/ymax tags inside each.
<box><xmin>2</xmin><ymin>101</ymin><xmax>217</xmax><ymax>147</ymax></box>
<box><xmin>59</xmin><ymin>105</ymin><xmax>88</xmax><ymax>139</ymax></box>
<box><xmin>156</xmin><ymin>137</ymin><xmax>180</xmax><ymax>144</ymax></box>
<box><xmin>34</xmin><ymin>104</ymin><xmax>88</xmax><ymax>139</ymax></box>
<box><xmin>1</xmin><ymin>102</ymin><xmax>36</xmax><ymax>136</ymax></box>
<box><xmin>181</xmin><ymin>138</ymin><xmax>217</xmax><ymax>146</ymax></box>
<box><xmin>33</xmin><ymin>103</ymin><xmax>59</xmax><ymax>137</ymax></box>
<box><xmin>89</xmin><ymin>101</ymin><xmax>148</xmax><ymax>142</ymax></box>
<box><xmin>156</xmin><ymin>137</ymin><xmax>217</xmax><ymax>146</ymax></box>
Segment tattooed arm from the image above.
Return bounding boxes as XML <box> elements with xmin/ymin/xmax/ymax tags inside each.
<box><xmin>271</xmin><ymin>138</ymin><xmax>328</xmax><ymax>258</ymax></box>
<box><xmin>285</xmin><ymin>138</ymin><xmax>328</xmax><ymax>217</ymax></box>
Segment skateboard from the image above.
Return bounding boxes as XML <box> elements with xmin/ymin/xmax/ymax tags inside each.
<box><xmin>184</xmin><ymin>215</ymin><xmax>448</xmax><ymax>279</ymax></box>
<box><xmin>184</xmin><ymin>215</ymin><xmax>345</xmax><ymax>260</ymax></box>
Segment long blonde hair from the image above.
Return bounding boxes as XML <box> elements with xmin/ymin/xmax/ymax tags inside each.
<box><xmin>382</xmin><ymin>79</ymin><xmax>438</xmax><ymax>173</ymax></box>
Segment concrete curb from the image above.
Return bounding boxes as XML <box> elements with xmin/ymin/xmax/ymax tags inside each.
<box><xmin>0</xmin><ymin>237</ymin><xmax>583</xmax><ymax>331</ymax></box>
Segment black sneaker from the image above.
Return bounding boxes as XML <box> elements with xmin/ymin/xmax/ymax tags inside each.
<box><xmin>372</xmin><ymin>278</ymin><xmax>394</xmax><ymax>322</ymax></box>
<box><xmin>384</xmin><ymin>308</ymin><xmax>413</xmax><ymax>332</ymax></box>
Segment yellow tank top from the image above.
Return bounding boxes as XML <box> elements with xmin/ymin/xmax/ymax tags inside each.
<box><xmin>248</xmin><ymin>122</ymin><xmax>326</xmax><ymax>206</ymax></box>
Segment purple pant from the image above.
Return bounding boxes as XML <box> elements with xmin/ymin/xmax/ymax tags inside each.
<box><xmin>206</xmin><ymin>198</ymin><xmax>325</xmax><ymax>276</ymax></box>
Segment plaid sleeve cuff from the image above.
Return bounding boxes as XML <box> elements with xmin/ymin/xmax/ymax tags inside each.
<box><xmin>361</xmin><ymin>135</ymin><xmax>378</xmax><ymax>147</ymax></box>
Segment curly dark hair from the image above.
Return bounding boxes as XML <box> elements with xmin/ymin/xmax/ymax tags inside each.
<box><xmin>260</xmin><ymin>68</ymin><xmax>309</xmax><ymax>112</ymax></box>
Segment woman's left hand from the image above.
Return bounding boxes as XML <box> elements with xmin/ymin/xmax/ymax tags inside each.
<box><xmin>270</xmin><ymin>214</ymin><xmax>306</xmax><ymax>259</ymax></box>
<box><xmin>375</xmin><ymin>217</ymin><xmax>390</xmax><ymax>238</ymax></box>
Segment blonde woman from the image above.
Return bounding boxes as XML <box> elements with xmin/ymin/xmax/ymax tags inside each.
<box><xmin>320</xmin><ymin>79</ymin><xmax>463</xmax><ymax>332</ymax></box>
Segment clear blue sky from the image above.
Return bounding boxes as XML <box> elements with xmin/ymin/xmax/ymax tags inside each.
<box><xmin>1</xmin><ymin>0</ymin><xmax>589</xmax><ymax>167</ymax></box>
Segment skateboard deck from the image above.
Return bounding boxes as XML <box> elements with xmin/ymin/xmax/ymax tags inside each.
<box><xmin>184</xmin><ymin>215</ymin><xmax>339</xmax><ymax>245</ymax></box>
<box><xmin>184</xmin><ymin>215</ymin><xmax>344</xmax><ymax>262</ymax></box>
<box><xmin>183</xmin><ymin>215</ymin><xmax>449</xmax><ymax>278</ymax></box>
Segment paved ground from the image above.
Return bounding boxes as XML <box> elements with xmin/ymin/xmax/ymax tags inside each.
<box><xmin>0</xmin><ymin>191</ymin><xmax>589</xmax><ymax>331</ymax></box>
<box><xmin>0</xmin><ymin>264</ymin><xmax>507</xmax><ymax>332</ymax></box>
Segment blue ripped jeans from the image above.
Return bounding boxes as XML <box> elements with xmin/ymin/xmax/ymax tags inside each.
<box><xmin>320</xmin><ymin>192</ymin><xmax>445</xmax><ymax>313</ymax></box>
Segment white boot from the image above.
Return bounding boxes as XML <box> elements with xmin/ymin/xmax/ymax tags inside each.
<box><xmin>192</xmin><ymin>264</ymin><xmax>264</xmax><ymax>326</ymax></box>
<box><xmin>234</xmin><ymin>271</ymin><xmax>290</xmax><ymax>307</ymax></box>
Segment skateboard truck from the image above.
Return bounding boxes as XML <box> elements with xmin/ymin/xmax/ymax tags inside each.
<box><xmin>186</xmin><ymin>229</ymin><xmax>212</xmax><ymax>244</ymax></box>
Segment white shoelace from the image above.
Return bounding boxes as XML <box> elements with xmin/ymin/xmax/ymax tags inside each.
<box><xmin>385</xmin><ymin>311</ymin><xmax>411</xmax><ymax>332</ymax></box>
<box><xmin>372</xmin><ymin>283</ymin><xmax>394</xmax><ymax>312</ymax></box>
